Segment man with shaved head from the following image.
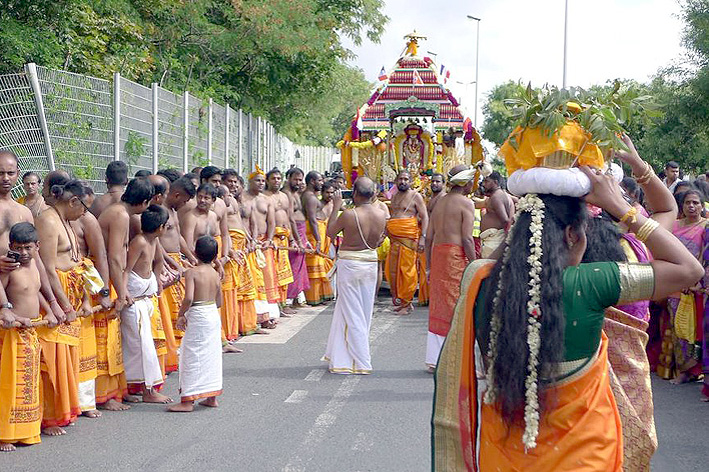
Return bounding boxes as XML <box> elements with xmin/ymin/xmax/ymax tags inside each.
<box><xmin>323</xmin><ymin>177</ymin><xmax>385</xmax><ymax>374</ymax></box>
<box><xmin>385</xmin><ymin>170</ymin><xmax>428</xmax><ymax>315</ymax></box>
<box><xmin>424</xmin><ymin>164</ymin><xmax>477</xmax><ymax>372</ymax></box>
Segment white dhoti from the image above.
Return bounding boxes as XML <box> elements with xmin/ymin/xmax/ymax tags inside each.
<box><xmin>479</xmin><ymin>228</ymin><xmax>506</xmax><ymax>259</ymax></box>
<box><xmin>78</xmin><ymin>381</ymin><xmax>96</xmax><ymax>411</ymax></box>
<box><xmin>425</xmin><ymin>332</ymin><xmax>446</xmax><ymax>369</ymax></box>
<box><xmin>179</xmin><ymin>302</ymin><xmax>223</xmax><ymax>401</ymax></box>
<box><xmin>254</xmin><ymin>300</ymin><xmax>280</xmax><ymax>321</ymax></box>
<box><xmin>324</xmin><ymin>250</ymin><xmax>378</xmax><ymax>375</ymax></box>
<box><xmin>121</xmin><ymin>272</ymin><xmax>163</xmax><ymax>389</ymax></box>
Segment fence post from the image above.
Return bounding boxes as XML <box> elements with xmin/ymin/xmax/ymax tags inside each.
<box><xmin>111</xmin><ymin>72</ymin><xmax>121</xmax><ymax>162</ymax></box>
<box><xmin>207</xmin><ymin>98</ymin><xmax>213</xmax><ymax>165</ymax></box>
<box><xmin>151</xmin><ymin>83</ymin><xmax>159</xmax><ymax>173</ymax></box>
<box><xmin>237</xmin><ymin>109</ymin><xmax>243</xmax><ymax>174</ymax></box>
<box><xmin>24</xmin><ymin>63</ymin><xmax>55</xmax><ymax>171</ymax></box>
<box><xmin>183</xmin><ymin>91</ymin><xmax>189</xmax><ymax>173</ymax></box>
<box><xmin>225</xmin><ymin>106</ymin><xmax>231</xmax><ymax>169</ymax></box>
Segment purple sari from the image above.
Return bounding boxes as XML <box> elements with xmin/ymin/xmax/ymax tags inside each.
<box><xmin>616</xmin><ymin>233</ymin><xmax>651</xmax><ymax>322</ymax></box>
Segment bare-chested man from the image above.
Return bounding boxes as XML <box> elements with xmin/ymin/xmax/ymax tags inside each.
<box><xmin>424</xmin><ymin>165</ymin><xmax>476</xmax><ymax>371</ymax></box>
<box><xmin>242</xmin><ymin>169</ymin><xmax>281</xmax><ymax>326</ymax></box>
<box><xmin>265</xmin><ymin>168</ymin><xmax>299</xmax><ymax>313</ymax></box>
<box><xmin>90</xmin><ymin>160</ymin><xmax>129</xmax><ymax>217</ymax></box>
<box><xmin>222</xmin><ymin>170</ymin><xmax>263</xmax><ymax>336</ymax></box>
<box><xmin>479</xmin><ymin>171</ymin><xmax>513</xmax><ymax>259</ymax></box>
<box><xmin>426</xmin><ymin>173</ymin><xmax>446</xmax><ymax>216</ymax></box>
<box><xmin>301</xmin><ymin>171</ymin><xmax>334</xmax><ymax>306</ymax></box>
<box><xmin>283</xmin><ymin>167</ymin><xmax>310</xmax><ymax>307</ymax></box>
<box><xmin>385</xmin><ymin>170</ymin><xmax>428</xmax><ymax>314</ymax></box>
<box><xmin>36</xmin><ymin>180</ymin><xmax>95</xmax><ymax>434</ymax></box>
<box><xmin>17</xmin><ymin>171</ymin><xmax>48</xmax><ymax>218</ymax></box>
<box><xmin>321</xmin><ymin>180</ymin><xmax>337</xmax><ymax>221</ymax></box>
<box><xmin>323</xmin><ymin>177</ymin><xmax>385</xmax><ymax>374</ymax></box>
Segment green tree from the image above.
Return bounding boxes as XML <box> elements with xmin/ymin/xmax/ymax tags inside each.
<box><xmin>480</xmin><ymin>80</ymin><xmax>528</xmax><ymax>146</ymax></box>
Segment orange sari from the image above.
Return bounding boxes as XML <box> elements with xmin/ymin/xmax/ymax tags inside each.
<box><xmin>161</xmin><ymin>253</ymin><xmax>185</xmax><ymax>372</ymax></box>
<box><xmin>432</xmin><ymin>262</ymin><xmax>623</xmax><ymax>472</ymax></box>
<box><xmin>428</xmin><ymin>244</ymin><xmax>469</xmax><ymax>337</ymax></box>
<box><xmin>385</xmin><ymin>217</ymin><xmax>421</xmax><ymax>307</ymax></box>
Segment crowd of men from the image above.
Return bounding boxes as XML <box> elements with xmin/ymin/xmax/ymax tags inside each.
<box><xmin>4</xmin><ymin>143</ymin><xmax>705</xmax><ymax>453</ymax></box>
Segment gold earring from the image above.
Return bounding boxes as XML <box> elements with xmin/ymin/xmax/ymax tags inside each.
<box><xmin>567</xmin><ymin>240</ymin><xmax>573</xmax><ymax>249</ymax></box>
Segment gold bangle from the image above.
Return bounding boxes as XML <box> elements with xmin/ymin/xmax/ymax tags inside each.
<box><xmin>620</xmin><ymin>206</ymin><xmax>638</xmax><ymax>225</ymax></box>
<box><xmin>636</xmin><ymin>218</ymin><xmax>660</xmax><ymax>242</ymax></box>
<box><xmin>634</xmin><ymin>162</ymin><xmax>655</xmax><ymax>185</ymax></box>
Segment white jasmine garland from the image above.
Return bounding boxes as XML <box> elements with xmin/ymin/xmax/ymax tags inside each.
<box><xmin>483</xmin><ymin>193</ymin><xmax>546</xmax><ymax>452</ymax></box>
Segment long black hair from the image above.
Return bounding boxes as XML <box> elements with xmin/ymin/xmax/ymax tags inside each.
<box><xmin>582</xmin><ymin>211</ymin><xmax>627</xmax><ymax>263</ymax></box>
<box><xmin>480</xmin><ymin>194</ymin><xmax>587</xmax><ymax>426</ymax></box>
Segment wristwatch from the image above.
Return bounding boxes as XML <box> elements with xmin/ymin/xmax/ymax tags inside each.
<box><xmin>99</xmin><ymin>287</ymin><xmax>111</xmax><ymax>298</ymax></box>
<box><xmin>1</xmin><ymin>302</ymin><xmax>13</xmax><ymax>310</ymax></box>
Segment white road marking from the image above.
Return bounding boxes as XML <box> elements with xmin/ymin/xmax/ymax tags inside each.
<box><xmin>304</xmin><ymin>369</ymin><xmax>325</xmax><ymax>382</ymax></box>
<box><xmin>283</xmin><ymin>315</ymin><xmax>398</xmax><ymax>472</ymax></box>
<box><xmin>284</xmin><ymin>390</ymin><xmax>309</xmax><ymax>404</ymax></box>
<box><xmin>237</xmin><ymin>306</ymin><xmax>326</xmax><ymax>344</ymax></box>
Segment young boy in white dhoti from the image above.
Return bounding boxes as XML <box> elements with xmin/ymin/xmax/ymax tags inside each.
<box><xmin>121</xmin><ymin>204</ymin><xmax>172</xmax><ymax>403</ymax></box>
<box><xmin>168</xmin><ymin>235</ymin><xmax>223</xmax><ymax>412</ymax></box>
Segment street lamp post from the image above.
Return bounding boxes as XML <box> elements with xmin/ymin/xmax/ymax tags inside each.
<box><xmin>563</xmin><ymin>0</ymin><xmax>568</xmax><ymax>88</ymax></box>
<box><xmin>467</xmin><ymin>15</ymin><xmax>481</xmax><ymax>128</ymax></box>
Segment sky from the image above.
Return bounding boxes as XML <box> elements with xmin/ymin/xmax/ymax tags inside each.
<box><xmin>343</xmin><ymin>0</ymin><xmax>686</xmax><ymax>128</ymax></box>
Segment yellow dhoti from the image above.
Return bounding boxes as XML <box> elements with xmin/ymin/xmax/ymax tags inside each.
<box><xmin>230</xmin><ymin>229</ymin><xmax>258</xmax><ymax>335</ymax></box>
<box><xmin>151</xmin><ymin>296</ymin><xmax>167</xmax><ymax>379</ymax></box>
<box><xmin>274</xmin><ymin>227</ymin><xmax>294</xmax><ymax>303</ymax></box>
<box><xmin>160</xmin><ymin>253</ymin><xmax>185</xmax><ymax>373</ymax></box>
<box><xmin>385</xmin><ymin>217</ymin><xmax>420</xmax><ymax>307</ymax></box>
<box><xmin>479</xmin><ymin>227</ymin><xmax>506</xmax><ymax>259</ymax></box>
<box><xmin>0</xmin><ymin>325</ymin><xmax>42</xmax><ymax>445</ymax></box>
<box><xmin>304</xmin><ymin>220</ymin><xmax>333</xmax><ymax>305</ymax></box>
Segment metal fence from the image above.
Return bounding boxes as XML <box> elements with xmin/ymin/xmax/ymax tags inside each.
<box><xmin>0</xmin><ymin>64</ymin><xmax>334</xmax><ymax>194</ymax></box>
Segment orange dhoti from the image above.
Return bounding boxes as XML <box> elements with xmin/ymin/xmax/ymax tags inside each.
<box><xmin>230</xmin><ymin>229</ymin><xmax>258</xmax><ymax>335</ymax></box>
<box><xmin>216</xmin><ymin>235</ymin><xmax>240</xmax><ymax>341</ymax></box>
<box><xmin>160</xmin><ymin>253</ymin><xmax>185</xmax><ymax>373</ymax></box>
<box><xmin>425</xmin><ymin>244</ymin><xmax>469</xmax><ymax>369</ymax></box>
<box><xmin>151</xmin><ymin>296</ymin><xmax>168</xmax><ymax>380</ymax></box>
<box><xmin>274</xmin><ymin>227</ymin><xmax>294</xmax><ymax>303</ymax></box>
<box><xmin>0</xmin><ymin>325</ymin><xmax>42</xmax><ymax>446</ymax></box>
<box><xmin>92</xmin><ymin>281</ymin><xmax>126</xmax><ymax>404</ymax></box>
<box><xmin>37</xmin><ymin>266</ymin><xmax>85</xmax><ymax>428</ymax></box>
<box><xmin>385</xmin><ymin>217</ymin><xmax>421</xmax><ymax>307</ymax></box>
<box><xmin>304</xmin><ymin>220</ymin><xmax>333</xmax><ymax>305</ymax></box>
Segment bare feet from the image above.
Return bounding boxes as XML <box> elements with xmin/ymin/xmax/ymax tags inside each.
<box><xmin>670</xmin><ymin>372</ymin><xmax>692</xmax><ymax>385</ymax></box>
<box><xmin>42</xmin><ymin>426</ymin><xmax>66</xmax><ymax>436</ymax></box>
<box><xmin>0</xmin><ymin>442</ymin><xmax>16</xmax><ymax>452</ymax></box>
<box><xmin>99</xmin><ymin>399</ymin><xmax>131</xmax><ymax>411</ymax></box>
<box><xmin>279</xmin><ymin>312</ymin><xmax>292</xmax><ymax>318</ymax></box>
<box><xmin>262</xmin><ymin>320</ymin><xmax>277</xmax><ymax>329</ymax></box>
<box><xmin>426</xmin><ymin>366</ymin><xmax>435</xmax><ymax>374</ymax></box>
<box><xmin>394</xmin><ymin>304</ymin><xmax>413</xmax><ymax>315</ymax></box>
<box><xmin>81</xmin><ymin>409</ymin><xmax>102</xmax><ymax>418</ymax></box>
<box><xmin>167</xmin><ymin>401</ymin><xmax>194</xmax><ymax>412</ymax></box>
<box><xmin>223</xmin><ymin>344</ymin><xmax>243</xmax><ymax>353</ymax></box>
<box><xmin>123</xmin><ymin>394</ymin><xmax>142</xmax><ymax>403</ymax></box>
<box><xmin>199</xmin><ymin>397</ymin><xmax>218</xmax><ymax>408</ymax></box>
<box><xmin>281</xmin><ymin>306</ymin><xmax>297</xmax><ymax>315</ymax></box>
<box><xmin>142</xmin><ymin>390</ymin><xmax>173</xmax><ymax>404</ymax></box>
<box><xmin>254</xmin><ymin>328</ymin><xmax>270</xmax><ymax>335</ymax></box>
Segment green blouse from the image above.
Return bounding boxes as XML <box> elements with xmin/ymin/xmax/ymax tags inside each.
<box><xmin>475</xmin><ymin>261</ymin><xmax>655</xmax><ymax>362</ymax></box>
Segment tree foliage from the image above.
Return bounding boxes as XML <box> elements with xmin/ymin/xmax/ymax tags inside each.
<box><xmin>0</xmin><ymin>0</ymin><xmax>387</xmax><ymax>146</ymax></box>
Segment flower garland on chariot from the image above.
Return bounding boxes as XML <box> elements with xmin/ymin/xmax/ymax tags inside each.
<box><xmin>483</xmin><ymin>83</ymin><xmax>658</xmax><ymax>451</ymax></box>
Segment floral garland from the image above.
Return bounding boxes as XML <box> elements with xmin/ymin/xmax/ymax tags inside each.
<box><xmin>483</xmin><ymin>193</ymin><xmax>546</xmax><ymax>451</ymax></box>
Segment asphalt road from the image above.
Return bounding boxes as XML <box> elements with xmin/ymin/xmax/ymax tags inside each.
<box><xmin>3</xmin><ymin>297</ymin><xmax>706</xmax><ymax>471</ymax></box>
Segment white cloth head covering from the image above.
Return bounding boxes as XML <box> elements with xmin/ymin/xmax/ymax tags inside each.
<box><xmin>448</xmin><ymin>166</ymin><xmax>477</xmax><ymax>186</ymax></box>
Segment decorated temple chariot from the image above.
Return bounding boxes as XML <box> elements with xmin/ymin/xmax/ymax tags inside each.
<box><xmin>337</xmin><ymin>31</ymin><xmax>484</xmax><ymax>193</ymax></box>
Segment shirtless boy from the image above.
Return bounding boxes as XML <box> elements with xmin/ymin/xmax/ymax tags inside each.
<box><xmin>121</xmin><ymin>204</ymin><xmax>171</xmax><ymax>403</ymax></box>
<box><xmin>0</xmin><ymin>223</ymin><xmax>51</xmax><ymax>451</ymax></box>
<box><xmin>90</xmin><ymin>161</ymin><xmax>129</xmax><ymax>217</ymax></box>
<box><xmin>167</xmin><ymin>236</ymin><xmax>223</xmax><ymax>412</ymax></box>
